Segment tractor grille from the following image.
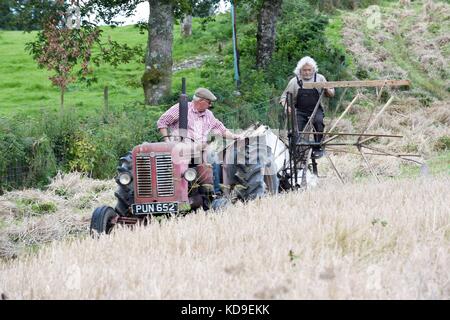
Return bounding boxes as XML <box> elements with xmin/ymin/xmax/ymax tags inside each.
<box><xmin>156</xmin><ymin>154</ymin><xmax>174</xmax><ymax>197</ymax></box>
<box><xmin>136</xmin><ymin>155</ymin><xmax>152</xmax><ymax>197</ymax></box>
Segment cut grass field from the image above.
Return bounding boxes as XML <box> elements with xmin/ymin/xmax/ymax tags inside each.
<box><xmin>0</xmin><ymin>14</ymin><xmax>231</xmax><ymax>117</ymax></box>
<box><xmin>0</xmin><ymin>175</ymin><xmax>448</xmax><ymax>299</ymax></box>
<box><xmin>337</xmin><ymin>0</ymin><xmax>450</xmax><ymax>176</ymax></box>
<box><xmin>383</xmin><ymin>4</ymin><xmax>449</xmax><ymax>100</ymax></box>
<box><xmin>342</xmin><ymin>0</ymin><xmax>450</xmax><ymax>99</ymax></box>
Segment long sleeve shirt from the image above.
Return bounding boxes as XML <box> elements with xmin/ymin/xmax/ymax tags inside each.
<box><xmin>157</xmin><ymin>102</ymin><xmax>228</xmax><ymax>144</ymax></box>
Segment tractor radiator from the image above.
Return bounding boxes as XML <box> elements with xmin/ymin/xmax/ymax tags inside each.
<box><xmin>136</xmin><ymin>153</ymin><xmax>175</xmax><ymax>198</ymax></box>
<box><xmin>136</xmin><ymin>155</ymin><xmax>152</xmax><ymax>197</ymax></box>
<box><xmin>155</xmin><ymin>154</ymin><xmax>174</xmax><ymax>197</ymax></box>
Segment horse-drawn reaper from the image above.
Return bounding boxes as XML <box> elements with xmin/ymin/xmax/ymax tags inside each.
<box><xmin>90</xmin><ymin>79</ymin><xmax>424</xmax><ymax>235</ymax></box>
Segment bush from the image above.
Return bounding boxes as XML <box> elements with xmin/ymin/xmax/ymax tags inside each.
<box><xmin>0</xmin><ymin>103</ymin><xmax>163</xmax><ymax>192</ymax></box>
<box><xmin>24</xmin><ymin>135</ymin><xmax>57</xmax><ymax>188</ymax></box>
<box><xmin>0</xmin><ymin>120</ymin><xmax>28</xmax><ymax>191</ymax></box>
<box><xmin>266</xmin><ymin>0</ymin><xmax>349</xmax><ymax>95</ymax></box>
<box><xmin>68</xmin><ymin>130</ymin><xmax>97</xmax><ymax>174</ymax></box>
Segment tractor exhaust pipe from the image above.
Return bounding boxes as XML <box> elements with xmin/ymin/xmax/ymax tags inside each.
<box><xmin>179</xmin><ymin>77</ymin><xmax>188</xmax><ymax>139</ymax></box>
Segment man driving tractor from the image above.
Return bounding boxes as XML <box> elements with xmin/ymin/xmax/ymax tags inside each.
<box><xmin>157</xmin><ymin>87</ymin><xmax>241</xmax><ymax>194</ymax></box>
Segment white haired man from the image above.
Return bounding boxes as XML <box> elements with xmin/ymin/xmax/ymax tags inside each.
<box><xmin>280</xmin><ymin>56</ymin><xmax>335</xmax><ymax>158</ymax></box>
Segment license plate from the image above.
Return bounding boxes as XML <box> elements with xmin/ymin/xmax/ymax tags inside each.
<box><xmin>132</xmin><ymin>202</ymin><xmax>178</xmax><ymax>215</ymax></box>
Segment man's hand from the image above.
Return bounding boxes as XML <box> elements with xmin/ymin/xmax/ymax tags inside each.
<box><xmin>229</xmin><ymin>133</ymin><xmax>243</xmax><ymax>140</ymax></box>
<box><xmin>159</xmin><ymin>128</ymin><xmax>170</xmax><ymax>142</ymax></box>
<box><xmin>325</xmin><ymin>88</ymin><xmax>335</xmax><ymax>98</ymax></box>
<box><xmin>279</xmin><ymin>100</ymin><xmax>293</xmax><ymax>115</ymax></box>
<box><xmin>233</xmin><ymin>133</ymin><xmax>245</xmax><ymax>140</ymax></box>
<box><xmin>223</xmin><ymin>130</ymin><xmax>243</xmax><ymax>141</ymax></box>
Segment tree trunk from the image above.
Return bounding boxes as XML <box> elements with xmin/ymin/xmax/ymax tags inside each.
<box><xmin>256</xmin><ymin>0</ymin><xmax>283</xmax><ymax>70</ymax></box>
<box><xmin>142</xmin><ymin>0</ymin><xmax>174</xmax><ymax>105</ymax></box>
<box><xmin>60</xmin><ymin>86</ymin><xmax>64</xmax><ymax>111</ymax></box>
<box><xmin>181</xmin><ymin>14</ymin><xmax>192</xmax><ymax>37</ymax></box>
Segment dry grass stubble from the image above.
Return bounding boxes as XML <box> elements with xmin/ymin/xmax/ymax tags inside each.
<box><xmin>0</xmin><ymin>172</ymin><xmax>116</xmax><ymax>259</ymax></box>
<box><xmin>1</xmin><ymin>177</ymin><xmax>448</xmax><ymax>299</ymax></box>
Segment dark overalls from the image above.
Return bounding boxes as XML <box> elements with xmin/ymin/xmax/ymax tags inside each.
<box><xmin>295</xmin><ymin>73</ymin><xmax>325</xmax><ymax>152</ymax></box>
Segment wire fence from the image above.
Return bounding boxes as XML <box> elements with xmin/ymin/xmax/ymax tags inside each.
<box><xmin>0</xmin><ymin>154</ymin><xmax>68</xmax><ymax>195</ymax></box>
<box><xmin>220</xmin><ymin>97</ymin><xmax>286</xmax><ymax>131</ymax></box>
<box><xmin>0</xmin><ymin>160</ymin><xmax>33</xmax><ymax>193</ymax></box>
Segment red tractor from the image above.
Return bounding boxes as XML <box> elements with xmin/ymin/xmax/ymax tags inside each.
<box><xmin>90</xmin><ymin>81</ymin><xmax>279</xmax><ymax>235</ymax></box>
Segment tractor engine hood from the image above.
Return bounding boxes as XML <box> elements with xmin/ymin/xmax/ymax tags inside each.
<box><xmin>132</xmin><ymin>142</ymin><xmax>190</xmax><ymax>204</ymax></box>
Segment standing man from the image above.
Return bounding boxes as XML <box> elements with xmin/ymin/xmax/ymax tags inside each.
<box><xmin>280</xmin><ymin>56</ymin><xmax>335</xmax><ymax>158</ymax></box>
<box><xmin>157</xmin><ymin>87</ymin><xmax>240</xmax><ymax>194</ymax></box>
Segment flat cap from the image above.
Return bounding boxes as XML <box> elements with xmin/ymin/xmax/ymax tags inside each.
<box><xmin>194</xmin><ymin>87</ymin><xmax>217</xmax><ymax>102</ymax></box>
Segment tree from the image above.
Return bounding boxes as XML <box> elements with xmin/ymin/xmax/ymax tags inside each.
<box><xmin>143</xmin><ymin>0</ymin><xmax>220</xmax><ymax>103</ymax></box>
<box><xmin>19</xmin><ymin>0</ymin><xmax>219</xmax><ymax>105</ymax></box>
<box><xmin>142</xmin><ymin>0</ymin><xmax>175</xmax><ymax>104</ymax></box>
<box><xmin>234</xmin><ymin>0</ymin><xmax>283</xmax><ymax>70</ymax></box>
<box><xmin>0</xmin><ymin>1</ymin><xmax>14</xmax><ymax>30</ymax></box>
<box><xmin>0</xmin><ymin>0</ymin><xmax>57</xmax><ymax>30</ymax></box>
<box><xmin>256</xmin><ymin>0</ymin><xmax>283</xmax><ymax>70</ymax></box>
<box><xmin>87</xmin><ymin>0</ymin><xmax>220</xmax><ymax>105</ymax></box>
<box><xmin>26</xmin><ymin>2</ymin><xmax>101</xmax><ymax>110</ymax></box>
<box><xmin>25</xmin><ymin>0</ymin><xmax>143</xmax><ymax>110</ymax></box>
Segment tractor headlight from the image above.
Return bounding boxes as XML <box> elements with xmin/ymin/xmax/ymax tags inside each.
<box><xmin>183</xmin><ymin>168</ymin><xmax>197</xmax><ymax>182</ymax></box>
<box><xmin>118</xmin><ymin>172</ymin><xmax>132</xmax><ymax>185</ymax></box>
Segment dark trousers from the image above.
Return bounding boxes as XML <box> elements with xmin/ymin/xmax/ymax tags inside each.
<box><xmin>296</xmin><ymin>108</ymin><xmax>325</xmax><ymax>150</ymax></box>
<box><xmin>213</xmin><ymin>163</ymin><xmax>221</xmax><ymax>193</ymax></box>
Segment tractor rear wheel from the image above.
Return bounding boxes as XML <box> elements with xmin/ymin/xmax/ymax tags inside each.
<box><xmin>234</xmin><ymin>145</ymin><xmax>279</xmax><ymax>201</ymax></box>
<box><xmin>90</xmin><ymin>206</ymin><xmax>118</xmax><ymax>236</ymax></box>
<box><xmin>235</xmin><ymin>162</ymin><xmax>265</xmax><ymax>200</ymax></box>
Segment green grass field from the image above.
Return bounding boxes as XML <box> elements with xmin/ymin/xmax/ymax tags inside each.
<box><xmin>0</xmin><ymin>14</ymin><xmax>232</xmax><ymax>117</ymax></box>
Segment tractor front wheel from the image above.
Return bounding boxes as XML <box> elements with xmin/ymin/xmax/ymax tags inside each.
<box><xmin>90</xmin><ymin>206</ymin><xmax>118</xmax><ymax>237</ymax></box>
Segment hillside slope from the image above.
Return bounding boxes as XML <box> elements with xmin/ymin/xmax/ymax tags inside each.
<box><xmin>341</xmin><ymin>0</ymin><xmax>450</xmax><ymax>99</ymax></box>
<box><xmin>319</xmin><ymin>0</ymin><xmax>450</xmax><ymax>176</ymax></box>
